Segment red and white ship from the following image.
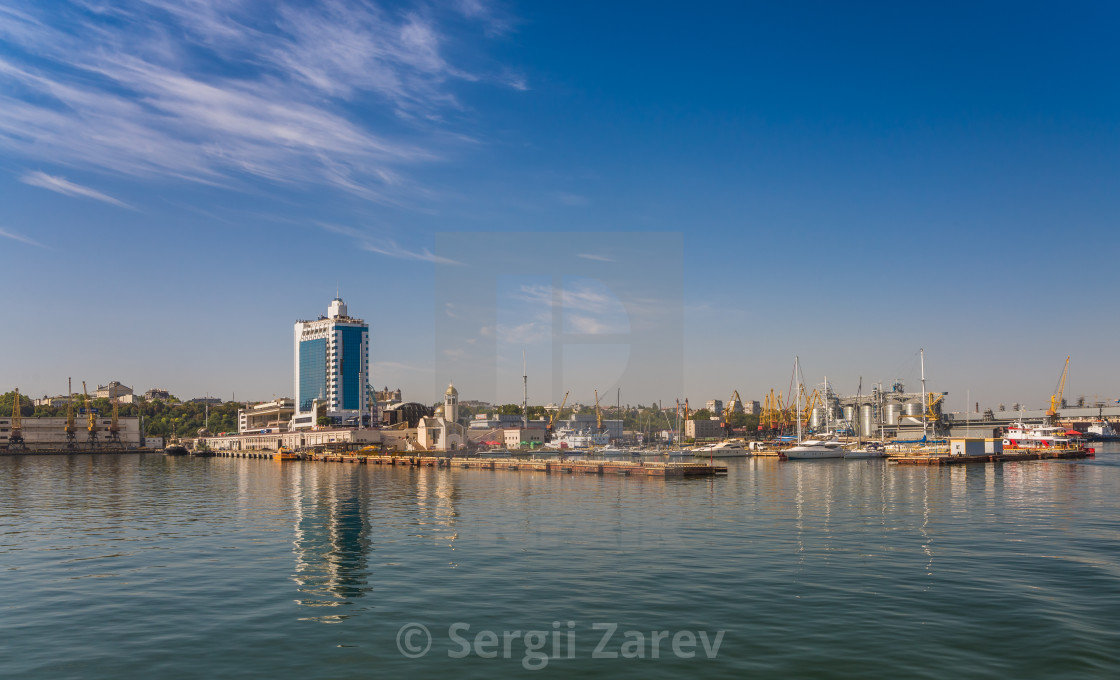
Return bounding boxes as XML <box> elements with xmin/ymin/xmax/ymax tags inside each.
<box><xmin>1003</xmin><ymin>422</ymin><xmax>1082</xmax><ymax>450</ymax></box>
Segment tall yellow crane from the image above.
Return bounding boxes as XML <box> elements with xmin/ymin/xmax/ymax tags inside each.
<box><xmin>723</xmin><ymin>390</ymin><xmax>743</xmax><ymax>435</ymax></box>
<box><xmin>1047</xmin><ymin>356</ymin><xmax>1070</xmax><ymax>418</ymax></box>
<box><xmin>83</xmin><ymin>381</ymin><xmax>97</xmax><ymax>447</ymax></box>
<box><xmin>9</xmin><ymin>387</ymin><xmax>25</xmax><ymax>449</ymax></box>
<box><xmin>64</xmin><ymin>378</ymin><xmax>76</xmax><ymax>448</ymax></box>
<box><xmin>547</xmin><ymin>391</ymin><xmax>569</xmax><ymax>438</ymax></box>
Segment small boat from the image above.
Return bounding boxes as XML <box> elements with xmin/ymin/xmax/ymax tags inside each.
<box><xmin>190</xmin><ymin>448</ymin><xmax>216</xmax><ymax>457</ymax></box>
<box><xmin>273</xmin><ymin>447</ymin><xmax>298</xmax><ymax>461</ymax></box>
<box><xmin>1086</xmin><ymin>420</ymin><xmax>1119</xmax><ymax>441</ymax></box>
<box><xmin>164</xmin><ymin>445</ymin><xmax>189</xmax><ymax>456</ymax></box>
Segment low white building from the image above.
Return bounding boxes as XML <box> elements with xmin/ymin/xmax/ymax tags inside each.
<box><xmin>504</xmin><ymin>428</ymin><xmax>545</xmax><ymax>449</ymax></box>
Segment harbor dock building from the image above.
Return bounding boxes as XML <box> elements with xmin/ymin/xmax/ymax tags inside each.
<box><xmin>292</xmin><ymin>297</ymin><xmax>370</xmax><ymax>430</ymax></box>
<box><xmin>0</xmin><ymin>415</ymin><xmax>142</xmax><ymax>449</ymax></box>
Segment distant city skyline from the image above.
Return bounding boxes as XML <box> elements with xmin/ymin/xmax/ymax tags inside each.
<box><xmin>2</xmin><ymin>2</ymin><xmax>1117</xmax><ymax>411</ymax></box>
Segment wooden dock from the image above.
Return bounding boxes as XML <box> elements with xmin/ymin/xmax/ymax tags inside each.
<box><xmin>211</xmin><ymin>451</ymin><xmax>727</xmax><ymax>477</ymax></box>
<box><xmin>891</xmin><ymin>449</ymin><xmax>1094</xmax><ymax>466</ymax></box>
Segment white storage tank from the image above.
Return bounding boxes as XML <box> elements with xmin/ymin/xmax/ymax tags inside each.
<box><xmin>883</xmin><ymin>403</ymin><xmax>902</xmax><ymax>427</ymax></box>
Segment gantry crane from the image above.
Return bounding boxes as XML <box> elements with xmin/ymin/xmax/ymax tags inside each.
<box><xmin>8</xmin><ymin>387</ymin><xmax>25</xmax><ymax>450</ymax></box>
<box><xmin>107</xmin><ymin>397</ymin><xmax>122</xmax><ymax>447</ymax></box>
<box><xmin>1047</xmin><ymin>356</ymin><xmax>1070</xmax><ymax>418</ymax></box>
<box><xmin>64</xmin><ymin>378</ymin><xmax>77</xmax><ymax>449</ymax></box>
<box><xmin>83</xmin><ymin>381</ymin><xmax>98</xmax><ymax>447</ymax></box>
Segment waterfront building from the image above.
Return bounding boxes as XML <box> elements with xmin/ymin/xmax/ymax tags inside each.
<box><xmin>0</xmin><ymin>416</ymin><xmax>142</xmax><ymax>448</ymax></box>
<box><xmin>238</xmin><ymin>399</ymin><xmax>296</xmax><ymax>435</ymax></box>
<box><xmin>292</xmin><ymin>297</ymin><xmax>370</xmax><ymax>430</ymax></box>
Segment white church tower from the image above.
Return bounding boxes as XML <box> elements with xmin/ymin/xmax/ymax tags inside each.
<box><xmin>444</xmin><ymin>383</ymin><xmax>458</xmax><ymax>423</ymax></box>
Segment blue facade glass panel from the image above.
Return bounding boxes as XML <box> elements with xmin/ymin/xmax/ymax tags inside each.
<box><xmin>339</xmin><ymin>326</ymin><xmax>365</xmax><ymax>411</ymax></box>
<box><xmin>299</xmin><ymin>338</ymin><xmax>327</xmax><ymax>411</ymax></box>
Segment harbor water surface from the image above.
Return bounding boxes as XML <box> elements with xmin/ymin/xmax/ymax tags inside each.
<box><xmin>2</xmin><ymin>446</ymin><xmax>1119</xmax><ymax>679</ymax></box>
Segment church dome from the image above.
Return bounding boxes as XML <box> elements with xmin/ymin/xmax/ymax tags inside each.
<box><xmin>445</xmin><ymin>382</ymin><xmax>458</xmax><ymax>397</ymax></box>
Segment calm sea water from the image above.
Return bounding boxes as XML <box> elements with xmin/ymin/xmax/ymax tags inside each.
<box><xmin>2</xmin><ymin>447</ymin><xmax>1119</xmax><ymax>679</ymax></box>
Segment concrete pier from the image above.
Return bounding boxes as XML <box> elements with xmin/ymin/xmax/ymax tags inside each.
<box><xmin>210</xmin><ymin>450</ymin><xmax>728</xmax><ymax>477</ymax></box>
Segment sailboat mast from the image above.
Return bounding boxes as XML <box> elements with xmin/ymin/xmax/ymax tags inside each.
<box><xmin>920</xmin><ymin>348</ymin><xmax>927</xmax><ymax>439</ymax></box>
<box><xmin>795</xmin><ymin>356</ymin><xmax>802</xmax><ymax>443</ymax></box>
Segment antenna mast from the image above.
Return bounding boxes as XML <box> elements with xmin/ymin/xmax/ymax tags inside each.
<box><xmin>522</xmin><ymin>351</ymin><xmax>528</xmax><ymax>429</ymax></box>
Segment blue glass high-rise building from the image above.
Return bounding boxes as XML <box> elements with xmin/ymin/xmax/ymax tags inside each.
<box><xmin>292</xmin><ymin>298</ymin><xmax>369</xmax><ymax>429</ymax></box>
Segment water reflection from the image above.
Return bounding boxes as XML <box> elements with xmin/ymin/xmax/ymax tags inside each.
<box><xmin>290</xmin><ymin>465</ymin><xmax>372</xmax><ymax>622</ymax></box>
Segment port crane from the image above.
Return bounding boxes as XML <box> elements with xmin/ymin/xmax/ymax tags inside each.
<box><xmin>547</xmin><ymin>391</ymin><xmax>569</xmax><ymax>438</ymax></box>
<box><xmin>594</xmin><ymin>390</ymin><xmax>602</xmax><ymax>431</ymax></box>
<box><xmin>1046</xmin><ymin>356</ymin><xmax>1070</xmax><ymax>419</ymax></box>
<box><xmin>723</xmin><ymin>389</ymin><xmax>744</xmax><ymax>435</ymax></box>
<box><xmin>107</xmin><ymin>397</ymin><xmax>122</xmax><ymax>447</ymax></box>
<box><xmin>64</xmin><ymin>378</ymin><xmax>77</xmax><ymax>449</ymax></box>
<box><xmin>83</xmin><ymin>381</ymin><xmax>98</xmax><ymax>447</ymax></box>
<box><xmin>8</xmin><ymin>387</ymin><xmax>25</xmax><ymax>450</ymax></box>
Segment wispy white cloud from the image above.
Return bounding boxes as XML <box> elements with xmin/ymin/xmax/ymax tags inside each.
<box><xmin>20</xmin><ymin>171</ymin><xmax>133</xmax><ymax>209</ymax></box>
<box><xmin>577</xmin><ymin>253</ymin><xmax>613</xmax><ymax>262</ymax></box>
<box><xmin>0</xmin><ymin>1</ymin><xmax>522</xmax><ymax>204</ymax></box>
<box><xmin>361</xmin><ymin>241</ymin><xmax>461</xmax><ymax>265</ymax></box>
<box><xmin>0</xmin><ymin>226</ymin><xmax>45</xmax><ymax>248</ymax></box>
<box><xmin>317</xmin><ymin>221</ymin><xmax>461</xmax><ymax>265</ymax></box>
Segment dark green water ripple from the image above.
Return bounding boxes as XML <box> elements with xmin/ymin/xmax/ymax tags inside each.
<box><xmin>2</xmin><ymin>447</ymin><xmax>1119</xmax><ymax>678</ymax></box>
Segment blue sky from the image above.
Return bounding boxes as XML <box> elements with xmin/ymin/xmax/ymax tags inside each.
<box><xmin>1</xmin><ymin>1</ymin><xmax>1117</xmax><ymax>410</ymax></box>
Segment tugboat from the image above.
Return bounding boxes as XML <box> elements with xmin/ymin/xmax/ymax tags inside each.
<box><xmin>1003</xmin><ymin>422</ymin><xmax>1082</xmax><ymax>451</ymax></box>
<box><xmin>164</xmin><ymin>445</ymin><xmax>189</xmax><ymax>456</ymax></box>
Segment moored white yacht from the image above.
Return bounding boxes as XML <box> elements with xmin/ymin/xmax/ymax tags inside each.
<box><xmin>691</xmin><ymin>439</ymin><xmax>750</xmax><ymax>458</ymax></box>
<box><xmin>785</xmin><ymin>438</ymin><xmax>846</xmax><ymax>459</ymax></box>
